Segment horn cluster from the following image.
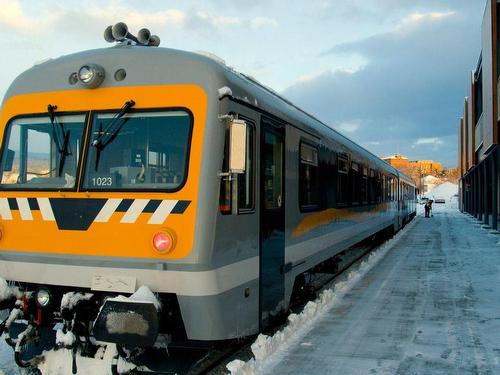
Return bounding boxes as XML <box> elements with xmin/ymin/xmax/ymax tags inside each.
<box><xmin>104</xmin><ymin>22</ymin><xmax>160</xmax><ymax>47</ymax></box>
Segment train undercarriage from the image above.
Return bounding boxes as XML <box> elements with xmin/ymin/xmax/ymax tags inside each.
<box><xmin>0</xmin><ymin>283</ymin><xmax>192</xmax><ymax>374</ymax></box>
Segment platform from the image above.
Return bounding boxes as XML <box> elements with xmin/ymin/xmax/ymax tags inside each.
<box><xmin>268</xmin><ymin>207</ymin><xmax>500</xmax><ymax>374</ymax></box>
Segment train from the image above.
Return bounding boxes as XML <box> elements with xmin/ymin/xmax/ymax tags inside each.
<box><xmin>0</xmin><ymin>23</ymin><xmax>416</xmax><ymax>373</ymax></box>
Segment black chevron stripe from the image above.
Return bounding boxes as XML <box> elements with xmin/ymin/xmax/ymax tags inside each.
<box><xmin>4</xmin><ymin>198</ymin><xmax>192</xmax><ymax>229</ymax></box>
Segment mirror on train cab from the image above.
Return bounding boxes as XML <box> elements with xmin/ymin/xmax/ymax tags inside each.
<box><xmin>3</xmin><ymin>149</ymin><xmax>14</xmax><ymax>171</ymax></box>
<box><xmin>229</xmin><ymin>119</ymin><xmax>247</xmax><ymax>174</ymax></box>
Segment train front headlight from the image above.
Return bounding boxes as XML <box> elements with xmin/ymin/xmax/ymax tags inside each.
<box><xmin>78</xmin><ymin>64</ymin><xmax>105</xmax><ymax>88</ymax></box>
<box><xmin>36</xmin><ymin>288</ymin><xmax>51</xmax><ymax>308</ymax></box>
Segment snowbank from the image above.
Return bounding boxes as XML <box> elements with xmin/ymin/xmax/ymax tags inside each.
<box><xmin>55</xmin><ymin>330</ymin><xmax>76</xmax><ymax>347</ymax></box>
<box><xmin>227</xmin><ymin>219</ymin><xmax>416</xmax><ymax>375</ymax></box>
<box><xmin>37</xmin><ymin>345</ymin><xmax>116</xmax><ymax>375</ymax></box>
<box><xmin>0</xmin><ymin>277</ymin><xmax>21</xmax><ymax>302</ymax></box>
<box><xmin>426</xmin><ymin>182</ymin><xmax>458</xmax><ymax>201</ymax></box>
<box><xmin>60</xmin><ymin>292</ymin><xmax>93</xmax><ymax>310</ymax></box>
<box><xmin>218</xmin><ymin>86</ymin><xmax>233</xmax><ymax>98</ymax></box>
<box><xmin>106</xmin><ymin>285</ymin><xmax>161</xmax><ymax>310</ymax></box>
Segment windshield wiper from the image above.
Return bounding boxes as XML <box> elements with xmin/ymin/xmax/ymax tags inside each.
<box><xmin>92</xmin><ymin>100</ymin><xmax>135</xmax><ymax>171</ymax></box>
<box><xmin>48</xmin><ymin>104</ymin><xmax>71</xmax><ymax>176</ymax></box>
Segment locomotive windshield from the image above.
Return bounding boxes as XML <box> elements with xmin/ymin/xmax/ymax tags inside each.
<box><xmin>83</xmin><ymin>110</ymin><xmax>192</xmax><ymax>191</ymax></box>
<box><xmin>0</xmin><ymin>114</ymin><xmax>85</xmax><ymax>189</ymax></box>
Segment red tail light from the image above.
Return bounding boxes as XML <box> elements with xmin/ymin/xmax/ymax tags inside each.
<box><xmin>152</xmin><ymin>231</ymin><xmax>174</xmax><ymax>253</ymax></box>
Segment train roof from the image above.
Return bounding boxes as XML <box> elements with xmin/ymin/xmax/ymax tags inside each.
<box><xmin>2</xmin><ymin>44</ymin><xmax>414</xmax><ymax>186</ymax></box>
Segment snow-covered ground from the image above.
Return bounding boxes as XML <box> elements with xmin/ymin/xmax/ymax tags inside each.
<box><xmin>0</xmin><ymin>309</ymin><xmax>15</xmax><ymax>375</ymax></box>
<box><xmin>229</xmin><ymin>203</ymin><xmax>500</xmax><ymax>374</ymax></box>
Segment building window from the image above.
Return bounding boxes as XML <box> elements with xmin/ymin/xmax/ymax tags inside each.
<box><xmin>299</xmin><ymin>142</ymin><xmax>320</xmax><ymax>210</ymax></box>
<box><xmin>474</xmin><ymin>66</ymin><xmax>483</xmax><ymax>125</ymax></box>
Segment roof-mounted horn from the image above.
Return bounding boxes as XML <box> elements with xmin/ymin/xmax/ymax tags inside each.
<box><xmin>104</xmin><ymin>25</ymin><xmax>114</xmax><ymax>43</ymax></box>
<box><xmin>137</xmin><ymin>28</ymin><xmax>151</xmax><ymax>44</ymax></box>
<box><xmin>103</xmin><ymin>22</ymin><xmax>161</xmax><ymax>47</ymax></box>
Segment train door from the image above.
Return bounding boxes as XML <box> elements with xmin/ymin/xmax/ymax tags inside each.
<box><xmin>259</xmin><ymin>118</ymin><xmax>285</xmax><ymax>329</ymax></box>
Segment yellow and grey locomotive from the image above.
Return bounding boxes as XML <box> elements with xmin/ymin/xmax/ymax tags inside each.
<box><xmin>0</xmin><ymin>23</ymin><xmax>416</xmax><ymax>372</ymax></box>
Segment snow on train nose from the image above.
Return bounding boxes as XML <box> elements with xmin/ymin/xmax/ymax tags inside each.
<box><xmin>93</xmin><ymin>286</ymin><xmax>160</xmax><ymax>347</ymax></box>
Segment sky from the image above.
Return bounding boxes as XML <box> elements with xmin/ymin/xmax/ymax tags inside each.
<box><xmin>0</xmin><ymin>0</ymin><xmax>487</xmax><ymax>167</ymax></box>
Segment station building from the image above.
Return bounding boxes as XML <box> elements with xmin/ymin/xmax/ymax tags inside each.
<box><xmin>458</xmin><ymin>0</ymin><xmax>500</xmax><ymax>230</ymax></box>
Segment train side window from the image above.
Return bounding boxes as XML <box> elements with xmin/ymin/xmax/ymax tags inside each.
<box><xmin>350</xmin><ymin>162</ymin><xmax>360</xmax><ymax>205</ymax></box>
<box><xmin>361</xmin><ymin>166</ymin><xmax>368</xmax><ymax>204</ymax></box>
<box><xmin>387</xmin><ymin>177</ymin><xmax>390</xmax><ymax>201</ymax></box>
<box><xmin>381</xmin><ymin>175</ymin><xmax>386</xmax><ymax>202</ymax></box>
<box><xmin>377</xmin><ymin>173</ymin><xmax>382</xmax><ymax>203</ymax></box>
<box><xmin>238</xmin><ymin>123</ymin><xmax>255</xmax><ymax>212</ymax></box>
<box><xmin>219</xmin><ymin>127</ymin><xmax>231</xmax><ymax>214</ymax></box>
<box><xmin>219</xmin><ymin>119</ymin><xmax>255</xmax><ymax>214</ymax></box>
<box><xmin>319</xmin><ymin>147</ymin><xmax>336</xmax><ymax>209</ymax></box>
<box><xmin>368</xmin><ymin>169</ymin><xmax>376</xmax><ymax>204</ymax></box>
<box><xmin>336</xmin><ymin>153</ymin><xmax>349</xmax><ymax>206</ymax></box>
<box><xmin>299</xmin><ymin>142</ymin><xmax>320</xmax><ymax>211</ymax></box>
<box><xmin>387</xmin><ymin>176</ymin><xmax>391</xmax><ymax>201</ymax></box>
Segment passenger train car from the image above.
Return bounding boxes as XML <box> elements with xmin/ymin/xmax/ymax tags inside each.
<box><xmin>0</xmin><ymin>23</ymin><xmax>416</xmax><ymax>372</ymax></box>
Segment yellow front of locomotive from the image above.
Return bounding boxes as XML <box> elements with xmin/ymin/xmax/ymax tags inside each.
<box><xmin>0</xmin><ymin>84</ymin><xmax>205</xmax><ymax>265</ymax></box>
<box><xmin>0</xmin><ymin>41</ymin><xmax>215</xmax><ymax>368</ymax></box>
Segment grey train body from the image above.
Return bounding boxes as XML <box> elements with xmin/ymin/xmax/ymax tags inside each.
<box><xmin>2</xmin><ymin>44</ymin><xmax>416</xmax><ymax>342</ymax></box>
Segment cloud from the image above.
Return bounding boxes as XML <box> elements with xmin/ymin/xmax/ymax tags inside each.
<box><xmin>250</xmin><ymin>17</ymin><xmax>278</xmax><ymax>29</ymax></box>
<box><xmin>297</xmin><ymin>67</ymin><xmax>360</xmax><ymax>84</ymax></box>
<box><xmin>0</xmin><ymin>0</ymin><xmax>55</xmax><ymax>31</ymax></box>
<box><xmin>335</xmin><ymin>121</ymin><xmax>360</xmax><ymax>133</ymax></box>
<box><xmin>412</xmin><ymin>137</ymin><xmax>445</xmax><ymax>151</ymax></box>
<box><xmin>0</xmin><ymin>1</ymin><xmax>278</xmax><ymax>36</ymax></box>
<box><xmin>283</xmin><ymin>3</ymin><xmax>483</xmax><ymax>167</ymax></box>
<box><xmin>413</xmin><ymin>137</ymin><xmax>444</xmax><ymax>146</ymax></box>
<box><xmin>401</xmin><ymin>11</ymin><xmax>456</xmax><ymax>26</ymax></box>
<box><xmin>196</xmin><ymin>12</ymin><xmax>241</xmax><ymax>28</ymax></box>
<box><xmin>0</xmin><ymin>0</ymin><xmax>31</xmax><ymax>30</ymax></box>
<box><xmin>88</xmin><ymin>8</ymin><xmax>187</xmax><ymax>29</ymax></box>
